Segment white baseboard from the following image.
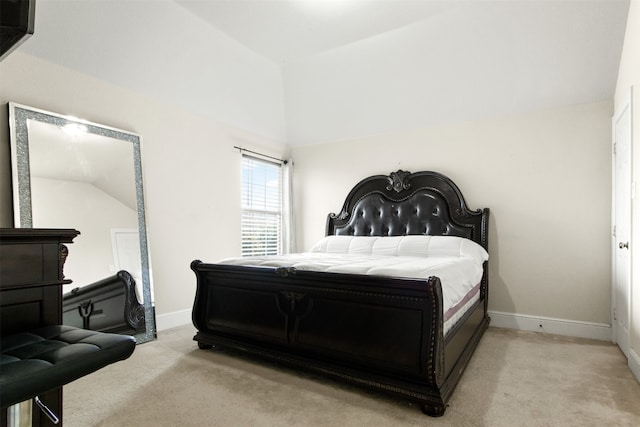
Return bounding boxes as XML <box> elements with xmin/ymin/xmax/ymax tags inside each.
<box><xmin>629</xmin><ymin>349</ymin><xmax>640</xmax><ymax>383</ymax></box>
<box><xmin>155</xmin><ymin>308</ymin><xmax>192</xmax><ymax>332</ymax></box>
<box><xmin>156</xmin><ymin>308</ymin><xmax>613</xmax><ymax>340</ymax></box>
<box><xmin>488</xmin><ymin>310</ymin><xmax>611</xmax><ymax>341</ymax></box>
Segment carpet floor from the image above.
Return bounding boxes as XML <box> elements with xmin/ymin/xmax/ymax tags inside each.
<box><xmin>63</xmin><ymin>325</ymin><xmax>640</xmax><ymax>426</ymax></box>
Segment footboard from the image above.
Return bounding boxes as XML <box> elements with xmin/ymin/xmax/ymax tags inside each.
<box><xmin>191</xmin><ymin>260</ymin><xmax>454</xmax><ymax>411</ymax></box>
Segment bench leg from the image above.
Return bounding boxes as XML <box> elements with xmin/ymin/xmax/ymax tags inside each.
<box><xmin>7</xmin><ymin>400</ymin><xmax>31</xmax><ymax>427</ymax></box>
<box><xmin>7</xmin><ymin>397</ymin><xmax>59</xmax><ymax>427</ymax></box>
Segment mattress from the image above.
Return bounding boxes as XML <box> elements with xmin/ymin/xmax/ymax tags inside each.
<box><xmin>218</xmin><ymin>235</ymin><xmax>488</xmax><ymax>336</ymax></box>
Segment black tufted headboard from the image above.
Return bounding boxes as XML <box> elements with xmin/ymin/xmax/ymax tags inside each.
<box><xmin>326</xmin><ymin>170</ymin><xmax>489</xmax><ymax>251</ymax></box>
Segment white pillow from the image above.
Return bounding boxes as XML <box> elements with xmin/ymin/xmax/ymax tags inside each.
<box><xmin>309</xmin><ymin>235</ymin><xmax>488</xmax><ymax>262</ymax></box>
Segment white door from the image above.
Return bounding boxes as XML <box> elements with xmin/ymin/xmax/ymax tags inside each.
<box><xmin>111</xmin><ymin>228</ymin><xmax>144</xmax><ymax>302</ymax></box>
<box><xmin>612</xmin><ymin>88</ymin><xmax>633</xmax><ymax>359</ymax></box>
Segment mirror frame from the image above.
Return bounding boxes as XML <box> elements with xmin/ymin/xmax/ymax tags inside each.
<box><xmin>8</xmin><ymin>102</ymin><xmax>156</xmax><ymax>344</ymax></box>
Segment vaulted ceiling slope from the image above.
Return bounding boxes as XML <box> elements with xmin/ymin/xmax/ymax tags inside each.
<box><xmin>18</xmin><ymin>0</ymin><xmax>630</xmax><ymax>145</ymax></box>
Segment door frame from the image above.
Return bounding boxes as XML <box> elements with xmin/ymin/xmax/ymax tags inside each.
<box><xmin>612</xmin><ymin>86</ymin><xmax>633</xmax><ymax>357</ymax></box>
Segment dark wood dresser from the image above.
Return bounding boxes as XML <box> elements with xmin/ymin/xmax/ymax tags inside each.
<box><xmin>0</xmin><ymin>228</ymin><xmax>80</xmax><ymax>426</ymax></box>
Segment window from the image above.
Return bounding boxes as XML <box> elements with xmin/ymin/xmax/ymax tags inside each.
<box><xmin>241</xmin><ymin>155</ymin><xmax>282</xmax><ymax>256</ymax></box>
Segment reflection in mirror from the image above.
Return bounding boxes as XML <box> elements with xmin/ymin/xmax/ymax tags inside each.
<box><xmin>9</xmin><ymin>103</ymin><xmax>156</xmax><ymax>343</ymax></box>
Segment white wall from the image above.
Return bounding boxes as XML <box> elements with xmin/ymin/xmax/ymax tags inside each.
<box><xmin>0</xmin><ymin>52</ymin><xmax>288</xmax><ymax>322</ymax></box>
<box><xmin>292</xmin><ymin>101</ymin><xmax>612</xmax><ymax>329</ymax></box>
<box><xmin>615</xmin><ymin>0</ymin><xmax>640</xmax><ymax>379</ymax></box>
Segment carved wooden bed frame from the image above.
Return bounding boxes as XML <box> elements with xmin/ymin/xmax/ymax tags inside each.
<box><xmin>63</xmin><ymin>270</ymin><xmax>146</xmax><ymax>335</ymax></box>
<box><xmin>191</xmin><ymin>170</ymin><xmax>489</xmax><ymax>416</ymax></box>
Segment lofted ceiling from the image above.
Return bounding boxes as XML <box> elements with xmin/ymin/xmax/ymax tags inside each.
<box><xmin>13</xmin><ymin>0</ymin><xmax>631</xmax><ymax>145</ymax></box>
<box><xmin>173</xmin><ymin>0</ymin><xmax>465</xmax><ymax>65</ymax></box>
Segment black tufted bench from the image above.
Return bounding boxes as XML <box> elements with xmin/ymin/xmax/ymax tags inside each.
<box><xmin>1</xmin><ymin>325</ymin><xmax>136</xmax><ymax>423</ymax></box>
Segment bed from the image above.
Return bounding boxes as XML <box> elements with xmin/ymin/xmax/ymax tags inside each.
<box><xmin>191</xmin><ymin>170</ymin><xmax>489</xmax><ymax>416</ymax></box>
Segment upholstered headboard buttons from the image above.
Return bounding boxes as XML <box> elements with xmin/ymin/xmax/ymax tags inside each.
<box><xmin>335</xmin><ymin>192</ymin><xmax>469</xmax><ymax>238</ymax></box>
<box><xmin>326</xmin><ymin>170</ymin><xmax>488</xmax><ymax>251</ymax></box>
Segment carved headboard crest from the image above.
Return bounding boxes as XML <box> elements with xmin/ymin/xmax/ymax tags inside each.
<box><xmin>386</xmin><ymin>170</ymin><xmax>411</xmax><ymax>193</ymax></box>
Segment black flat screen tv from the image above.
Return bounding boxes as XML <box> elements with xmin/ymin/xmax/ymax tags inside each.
<box><xmin>0</xmin><ymin>0</ymin><xmax>35</xmax><ymax>61</ymax></box>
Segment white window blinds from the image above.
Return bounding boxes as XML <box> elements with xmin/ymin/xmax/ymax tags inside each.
<box><xmin>241</xmin><ymin>155</ymin><xmax>282</xmax><ymax>256</ymax></box>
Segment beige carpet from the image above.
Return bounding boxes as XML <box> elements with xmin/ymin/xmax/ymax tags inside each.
<box><xmin>63</xmin><ymin>326</ymin><xmax>640</xmax><ymax>427</ymax></box>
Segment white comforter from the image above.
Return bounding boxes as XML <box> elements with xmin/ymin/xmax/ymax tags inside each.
<box><xmin>218</xmin><ymin>235</ymin><xmax>488</xmax><ymax>318</ymax></box>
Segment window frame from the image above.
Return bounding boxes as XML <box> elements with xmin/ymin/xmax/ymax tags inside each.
<box><xmin>240</xmin><ymin>154</ymin><xmax>283</xmax><ymax>257</ymax></box>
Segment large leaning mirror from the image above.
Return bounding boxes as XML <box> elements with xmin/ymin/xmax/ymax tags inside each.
<box><xmin>9</xmin><ymin>103</ymin><xmax>156</xmax><ymax>344</ymax></box>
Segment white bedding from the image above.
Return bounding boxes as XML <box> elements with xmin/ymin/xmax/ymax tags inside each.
<box><xmin>218</xmin><ymin>235</ymin><xmax>488</xmax><ymax>335</ymax></box>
